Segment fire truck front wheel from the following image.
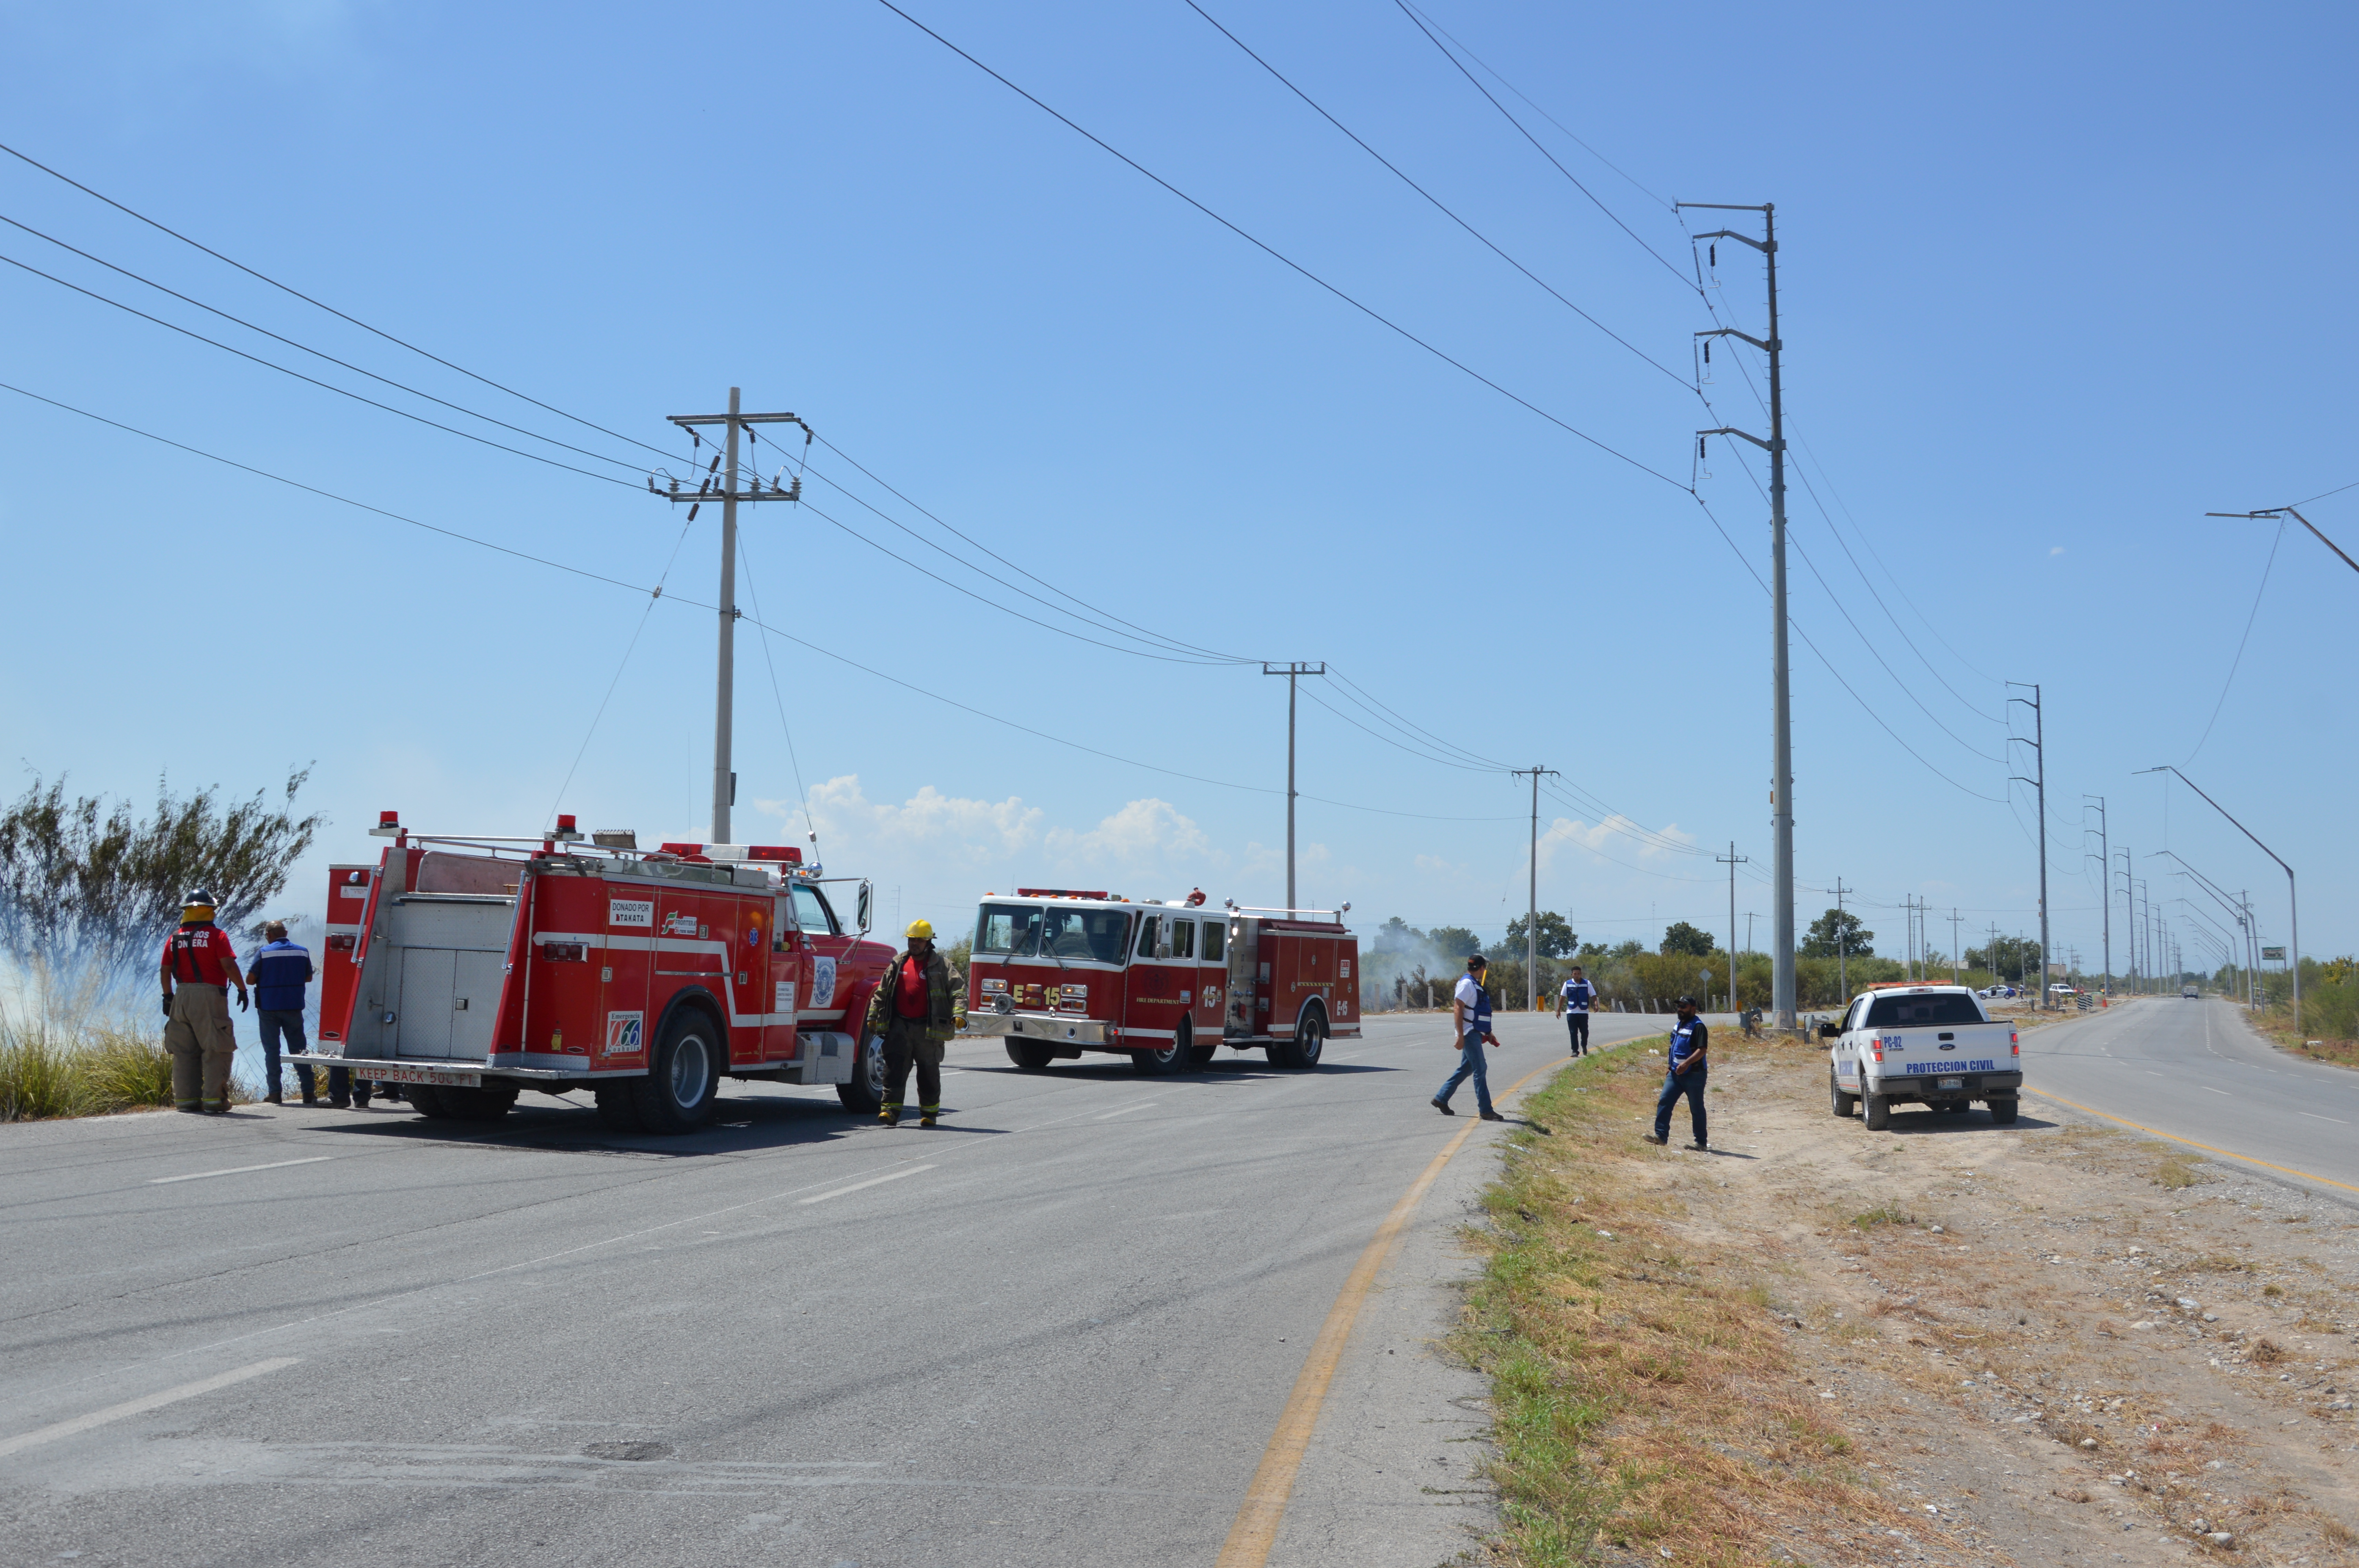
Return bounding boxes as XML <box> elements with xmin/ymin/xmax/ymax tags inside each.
<box><xmin>634</xmin><ymin>1010</ymin><xmax>721</xmax><ymax>1134</ymax></box>
<box><xmin>1131</xmin><ymin>1021</ymin><xmax>1196</xmax><ymax>1076</ymax></box>
<box><xmin>836</xmin><ymin>1033</ymin><xmax>889</xmax><ymax>1113</ymax></box>
<box><xmin>1005</xmin><ymin>1040</ymin><xmax>1056</xmax><ymax>1071</ymax></box>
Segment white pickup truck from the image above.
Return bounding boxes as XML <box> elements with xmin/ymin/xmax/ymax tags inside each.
<box><xmin>1820</xmin><ymin>984</ymin><xmax>2022</xmax><ymax>1130</ymax></box>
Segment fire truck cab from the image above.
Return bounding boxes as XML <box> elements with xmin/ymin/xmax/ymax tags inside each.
<box><xmin>309</xmin><ymin>812</ymin><xmax>898</xmax><ymax>1132</ymax></box>
<box><xmin>962</xmin><ymin>889</ymin><xmax>1360</xmax><ymax>1073</ymax></box>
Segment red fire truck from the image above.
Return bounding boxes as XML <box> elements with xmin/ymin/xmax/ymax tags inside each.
<box><xmin>309</xmin><ymin>811</ymin><xmax>898</xmax><ymax>1131</ymax></box>
<box><xmin>961</xmin><ymin>889</ymin><xmax>1361</xmax><ymax>1073</ymax></box>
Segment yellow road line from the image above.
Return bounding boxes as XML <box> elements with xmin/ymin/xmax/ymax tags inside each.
<box><xmin>1213</xmin><ymin>1053</ymin><xmax>1568</xmax><ymax>1568</ymax></box>
<box><xmin>2020</xmin><ymin>1087</ymin><xmax>2359</xmax><ymax>1196</ymax></box>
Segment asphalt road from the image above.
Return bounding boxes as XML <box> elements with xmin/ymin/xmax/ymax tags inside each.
<box><xmin>2013</xmin><ymin>996</ymin><xmax>2359</xmax><ymax>1196</ymax></box>
<box><xmin>0</xmin><ymin>1006</ymin><xmax>1667</xmax><ymax>1568</ymax></box>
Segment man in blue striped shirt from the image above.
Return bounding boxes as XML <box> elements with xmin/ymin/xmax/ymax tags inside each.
<box><xmin>245</xmin><ymin>921</ymin><xmax>317</xmax><ymax>1106</ymax></box>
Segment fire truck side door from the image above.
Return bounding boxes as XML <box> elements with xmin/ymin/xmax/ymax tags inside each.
<box><xmin>1197</xmin><ymin>917</ymin><xmax>1226</xmax><ymax>1030</ymax></box>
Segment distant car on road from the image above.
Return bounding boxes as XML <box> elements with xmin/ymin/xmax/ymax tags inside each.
<box><xmin>2181</xmin><ymin>984</ymin><xmax>2200</xmax><ymax>998</ymax></box>
<box><xmin>2048</xmin><ymin>983</ymin><xmax>2079</xmax><ymax>998</ymax></box>
<box><xmin>1977</xmin><ymin>984</ymin><xmax>2018</xmax><ymax>999</ymax></box>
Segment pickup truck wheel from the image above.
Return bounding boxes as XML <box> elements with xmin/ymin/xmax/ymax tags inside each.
<box><xmin>1005</xmin><ymin>1040</ymin><xmax>1055</xmax><ymax>1071</ymax></box>
<box><xmin>594</xmin><ymin>1085</ymin><xmax>643</xmax><ymax>1132</ymax></box>
<box><xmin>1989</xmin><ymin>1097</ymin><xmax>2019</xmax><ymax>1125</ymax></box>
<box><xmin>1862</xmin><ymin>1091</ymin><xmax>1892</xmax><ymax>1131</ymax></box>
<box><xmin>633</xmin><ymin>1011</ymin><xmax>720</xmax><ymax>1134</ymax></box>
<box><xmin>836</xmin><ymin>1033</ymin><xmax>889</xmax><ymax>1112</ymax></box>
<box><xmin>1829</xmin><ymin>1070</ymin><xmax>1857</xmax><ymax>1118</ymax></box>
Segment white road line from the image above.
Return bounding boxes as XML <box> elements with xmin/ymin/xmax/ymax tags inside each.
<box><xmin>149</xmin><ymin>1156</ymin><xmax>333</xmax><ymax>1185</ymax></box>
<box><xmin>2203</xmin><ymin>1087</ymin><xmax>2231</xmax><ymax>1096</ymax></box>
<box><xmin>2299</xmin><ymin>1112</ymin><xmax>2348</xmax><ymax>1125</ymax></box>
<box><xmin>0</xmin><ymin>1357</ymin><xmax>300</xmax><ymax>1460</ymax></box>
<box><xmin>1093</xmin><ymin>1102</ymin><xmax>1158</xmax><ymax>1121</ymax></box>
<box><xmin>796</xmin><ymin>1165</ymin><xmax>936</xmax><ymax>1205</ymax></box>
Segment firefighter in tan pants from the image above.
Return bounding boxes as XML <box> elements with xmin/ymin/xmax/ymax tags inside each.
<box><xmin>866</xmin><ymin>920</ymin><xmax>963</xmax><ymax>1128</ymax></box>
<box><xmin>160</xmin><ymin>888</ymin><xmax>249</xmax><ymax>1114</ymax></box>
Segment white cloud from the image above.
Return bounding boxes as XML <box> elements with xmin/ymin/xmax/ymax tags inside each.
<box><xmin>760</xmin><ymin>775</ymin><xmax>1042</xmax><ymax>865</ymax></box>
<box><xmin>2050</xmin><ymin>546</ymin><xmax>2066</xmax><ymax>555</ymax></box>
<box><xmin>1045</xmin><ymin>798</ymin><xmax>1213</xmax><ymax>867</ymax></box>
<box><xmin>1535</xmin><ymin>814</ymin><xmax>1699</xmax><ymax>872</ymax></box>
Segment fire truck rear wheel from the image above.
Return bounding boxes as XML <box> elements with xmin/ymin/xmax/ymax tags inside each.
<box><xmin>836</xmin><ymin>1033</ymin><xmax>889</xmax><ymax>1112</ymax></box>
<box><xmin>1271</xmin><ymin>1009</ymin><xmax>1326</xmax><ymax>1069</ymax></box>
<box><xmin>440</xmin><ymin>1085</ymin><xmax>518</xmax><ymax>1122</ymax></box>
<box><xmin>406</xmin><ymin>1084</ymin><xmax>451</xmax><ymax>1118</ymax></box>
<box><xmin>1005</xmin><ymin>1040</ymin><xmax>1056</xmax><ymax>1071</ymax></box>
<box><xmin>634</xmin><ymin>1010</ymin><xmax>721</xmax><ymax>1134</ymax></box>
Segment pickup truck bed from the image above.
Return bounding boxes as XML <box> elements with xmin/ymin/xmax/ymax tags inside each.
<box><xmin>1823</xmin><ymin>985</ymin><xmax>2022</xmax><ymax>1131</ymax></box>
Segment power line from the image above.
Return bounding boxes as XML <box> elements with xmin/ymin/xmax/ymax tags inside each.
<box><xmin>1390</xmin><ymin>0</ymin><xmax>1695</xmax><ymax>289</ymax></box>
<box><xmin>2185</xmin><ymin>516</ymin><xmax>2285</xmax><ymax>764</ymax></box>
<box><xmin>0</xmin><ymin>376</ymin><xmax>1523</xmax><ymax>825</ymax></box>
<box><xmin>867</xmin><ymin>0</ymin><xmax>1687</xmax><ymax>488</ymax></box>
<box><xmin>1181</xmin><ymin>0</ymin><xmax>1688</xmax><ymax>388</ymax></box>
<box><xmin>0</xmin><ymin>249</ymin><xmax>643</xmax><ymax>488</ymax></box>
<box><xmin>0</xmin><ymin>136</ymin><xmax>681</xmax><ymax>466</ymax></box>
<box><xmin>0</xmin><ymin>209</ymin><xmax>652</xmax><ymax>477</ymax></box>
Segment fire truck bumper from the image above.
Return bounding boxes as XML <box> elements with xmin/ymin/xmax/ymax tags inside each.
<box><xmin>965</xmin><ymin>1012</ymin><xmax>1117</xmax><ymax>1046</ymax></box>
<box><xmin>284</xmin><ymin>1055</ymin><xmax>589</xmax><ymax>1088</ymax></box>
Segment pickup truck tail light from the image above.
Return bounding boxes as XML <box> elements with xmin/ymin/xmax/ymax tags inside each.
<box><xmin>2011</xmin><ymin>1031</ymin><xmax>2020</xmax><ymax>1056</ymax></box>
<box><xmin>1868</xmin><ymin>1038</ymin><xmax>1884</xmax><ymax>1062</ymax></box>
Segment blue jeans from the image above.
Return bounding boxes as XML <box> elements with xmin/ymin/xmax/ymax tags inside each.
<box><xmin>1656</xmin><ymin>1067</ymin><xmax>1707</xmax><ymax>1144</ymax></box>
<box><xmin>256</xmin><ymin>1010</ymin><xmax>316</xmax><ymax>1099</ymax></box>
<box><xmin>1435</xmin><ymin>1033</ymin><xmax>1493</xmax><ymax>1115</ymax></box>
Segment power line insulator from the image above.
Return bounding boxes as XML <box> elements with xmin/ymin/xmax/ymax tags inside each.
<box><xmin>1709</xmin><ymin>242</ymin><xmax>1716</xmax><ymax>267</ymax></box>
<box><xmin>687</xmin><ymin>502</ymin><xmax>700</xmax><ymax>522</ymax></box>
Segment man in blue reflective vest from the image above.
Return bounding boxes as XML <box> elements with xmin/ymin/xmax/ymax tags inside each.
<box><xmin>1556</xmin><ymin>964</ymin><xmax>1597</xmax><ymax>1057</ymax></box>
<box><xmin>1645</xmin><ymin>996</ymin><xmax>1709</xmax><ymax>1149</ymax></box>
<box><xmin>245</xmin><ymin>920</ymin><xmax>316</xmax><ymax>1106</ymax></box>
<box><xmin>1431</xmin><ymin>954</ymin><xmax>1506</xmax><ymax>1121</ymax></box>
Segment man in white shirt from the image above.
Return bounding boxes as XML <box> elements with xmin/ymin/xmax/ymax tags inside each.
<box><xmin>1556</xmin><ymin>964</ymin><xmax>1598</xmax><ymax>1057</ymax></box>
<box><xmin>1431</xmin><ymin>955</ymin><xmax>1505</xmax><ymax>1120</ymax></box>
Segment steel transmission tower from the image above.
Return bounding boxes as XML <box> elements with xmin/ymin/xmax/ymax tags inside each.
<box><xmin>1682</xmin><ymin>199</ymin><xmax>1794</xmax><ymax>1029</ymax></box>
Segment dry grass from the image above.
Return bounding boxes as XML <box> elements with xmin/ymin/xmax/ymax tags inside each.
<box><xmin>1458</xmin><ymin>1034</ymin><xmax>1961</xmax><ymax>1567</ymax></box>
<box><xmin>2251</xmin><ymin>1338</ymin><xmax>2287</xmax><ymax>1365</ymax></box>
<box><xmin>0</xmin><ymin>996</ymin><xmax>221</xmax><ymax>1120</ymax></box>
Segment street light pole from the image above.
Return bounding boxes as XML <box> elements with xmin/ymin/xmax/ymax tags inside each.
<box><xmin>2137</xmin><ymin>765</ymin><xmax>2300</xmax><ymax>1030</ymax></box>
<box><xmin>2208</xmin><ymin>506</ymin><xmax>2359</xmax><ymax>577</ymax></box>
<box><xmin>2086</xmin><ymin>795</ymin><xmax>2110</xmax><ymax>996</ymax></box>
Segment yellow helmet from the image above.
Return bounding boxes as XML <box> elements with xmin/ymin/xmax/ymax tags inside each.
<box><xmin>906</xmin><ymin>919</ymin><xmax>935</xmax><ymax>942</ymax></box>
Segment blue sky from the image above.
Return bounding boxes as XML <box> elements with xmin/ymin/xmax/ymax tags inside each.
<box><xmin>0</xmin><ymin>0</ymin><xmax>2349</xmax><ymax>973</ymax></box>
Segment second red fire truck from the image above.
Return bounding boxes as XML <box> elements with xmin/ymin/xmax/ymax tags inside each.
<box><xmin>961</xmin><ymin>889</ymin><xmax>1361</xmax><ymax>1073</ymax></box>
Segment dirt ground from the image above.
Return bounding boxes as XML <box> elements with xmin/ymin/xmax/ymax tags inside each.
<box><xmin>1588</xmin><ymin>1034</ymin><xmax>2359</xmax><ymax>1565</ymax></box>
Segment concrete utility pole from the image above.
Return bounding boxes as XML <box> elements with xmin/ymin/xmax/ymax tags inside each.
<box><xmin>1683</xmin><ymin>199</ymin><xmax>1794</xmax><ymax>1030</ymax></box>
<box><xmin>663</xmin><ymin>388</ymin><xmax>808</xmax><ymax>843</ymax></box>
<box><xmin>2008</xmin><ymin>682</ymin><xmax>2050</xmax><ymax>1008</ymax></box>
<box><xmin>1948</xmin><ymin>909</ymin><xmax>1964</xmax><ymax>984</ymax></box>
<box><xmin>1512</xmin><ymin>766</ymin><xmax>1560</xmax><ymax>1011</ymax></box>
<box><xmin>2086</xmin><ymin>795</ymin><xmax>2110</xmax><ymax>996</ymax></box>
<box><xmin>1832</xmin><ymin>877</ymin><xmax>1852</xmax><ymax>1004</ymax></box>
<box><xmin>1262</xmin><ymin>663</ymin><xmax>1325</xmax><ymax>911</ymax></box>
<box><xmin>2139</xmin><ymin>764</ymin><xmax>2300</xmax><ymax>1029</ymax></box>
<box><xmin>1717</xmin><ymin>842</ymin><xmax>1749</xmax><ymax>1014</ymax></box>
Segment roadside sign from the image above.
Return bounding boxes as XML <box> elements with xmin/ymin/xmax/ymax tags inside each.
<box><xmin>2262</xmin><ymin>946</ymin><xmax>2286</xmax><ymax>962</ymax></box>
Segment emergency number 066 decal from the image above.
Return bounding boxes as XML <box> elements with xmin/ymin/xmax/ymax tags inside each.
<box><xmin>604</xmin><ymin>1011</ymin><xmax>645</xmax><ymax>1056</ymax></box>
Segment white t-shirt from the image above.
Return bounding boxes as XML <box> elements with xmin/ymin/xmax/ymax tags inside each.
<box><xmin>1560</xmin><ymin>978</ymin><xmax>1595</xmax><ymax>1011</ymax></box>
<box><xmin>1454</xmin><ymin>975</ymin><xmax>1481</xmax><ymax>1009</ymax></box>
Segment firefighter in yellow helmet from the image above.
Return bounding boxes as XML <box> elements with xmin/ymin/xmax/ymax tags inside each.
<box><xmin>160</xmin><ymin>887</ymin><xmax>249</xmax><ymax>1114</ymax></box>
<box><xmin>865</xmin><ymin>918</ymin><xmax>963</xmax><ymax>1127</ymax></box>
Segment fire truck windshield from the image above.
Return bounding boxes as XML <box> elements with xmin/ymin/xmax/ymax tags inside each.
<box><xmin>1040</xmin><ymin>907</ymin><xmax>1132</xmax><ymax>964</ymax></box>
<box><xmin>975</xmin><ymin>903</ymin><xmax>1043</xmax><ymax>958</ymax></box>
